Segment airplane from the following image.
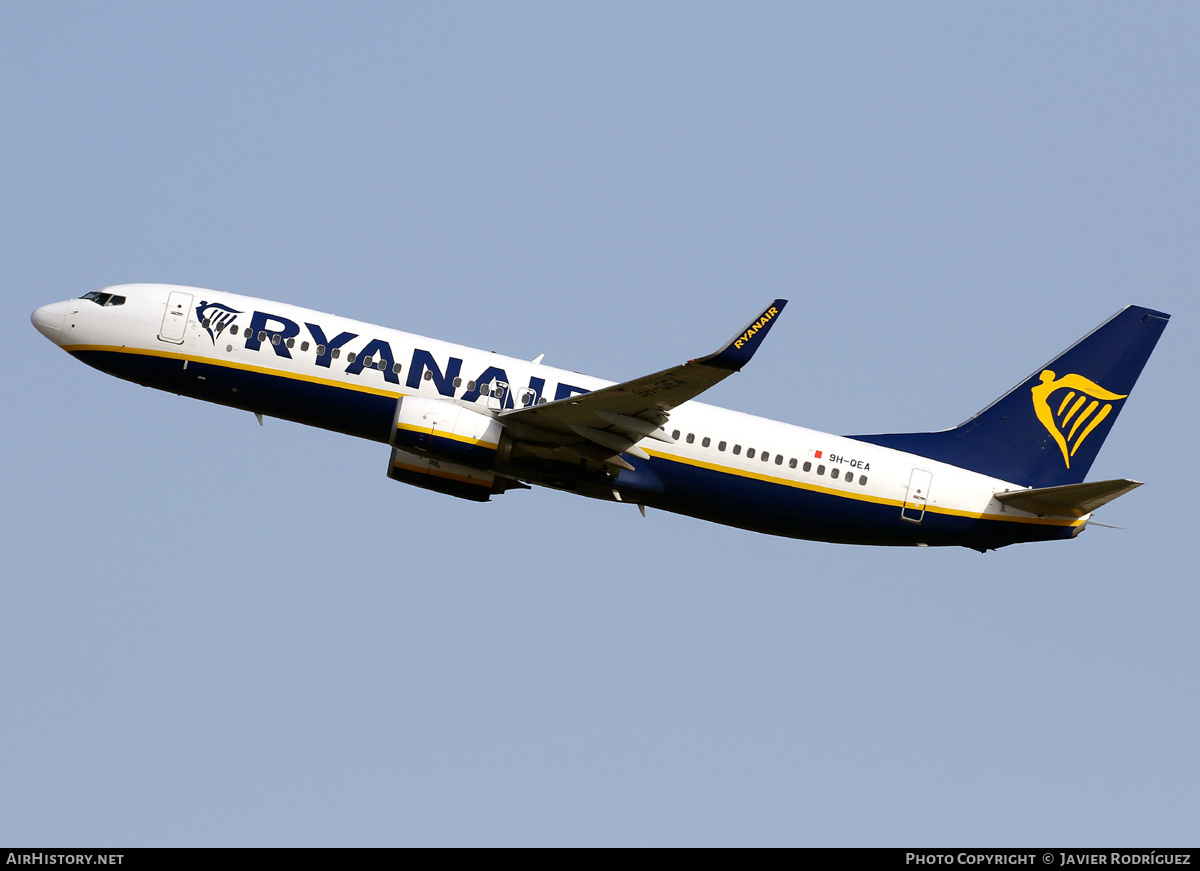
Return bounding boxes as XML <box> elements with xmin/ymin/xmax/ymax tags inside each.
<box><xmin>31</xmin><ymin>285</ymin><xmax>1169</xmax><ymax>551</ymax></box>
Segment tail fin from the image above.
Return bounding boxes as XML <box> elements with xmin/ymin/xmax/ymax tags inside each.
<box><xmin>852</xmin><ymin>305</ymin><xmax>1170</xmax><ymax>488</ymax></box>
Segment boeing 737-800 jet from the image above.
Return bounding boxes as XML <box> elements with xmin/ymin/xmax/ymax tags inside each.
<box><xmin>31</xmin><ymin>285</ymin><xmax>1169</xmax><ymax>551</ymax></box>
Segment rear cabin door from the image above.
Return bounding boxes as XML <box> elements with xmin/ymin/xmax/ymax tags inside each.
<box><xmin>158</xmin><ymin>290</ymin><xmax>193</xmax><ymax>344</ymax></box>
<box><xmin>901</xmin><ymin>468</ymin><xmax>933</xmax><ymax>523</ymax></box>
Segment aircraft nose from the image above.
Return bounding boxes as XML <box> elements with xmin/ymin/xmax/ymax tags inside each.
<box><xmin>31</xmin><ymin>300</ymin><xmax>69</xmax><ymax>345</ymax></box>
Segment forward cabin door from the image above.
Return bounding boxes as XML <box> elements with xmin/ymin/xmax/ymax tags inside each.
<box><xmin>158</xmin><ymin>290</ymin><xmax>193</xmax><ymax>344</ymax></box>
<box><xmin>901</xmin><ymin>468</ymin><xmax>933</xmax><ymax>523</ymax></box>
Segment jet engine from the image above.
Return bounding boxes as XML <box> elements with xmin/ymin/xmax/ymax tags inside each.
<box><xmin>387</xmin><ymin>395</ymin><xmax>525</xmax><ymax>501</ymax></box>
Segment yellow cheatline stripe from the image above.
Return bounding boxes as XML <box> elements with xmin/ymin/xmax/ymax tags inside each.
<box><xmin>640</xmin><ymin>447</ymin><xmax>1084</xmax><ymax>528</ymax></box>
<box><xmin>394</xmin><ymin>421</ymin><xmax>499</xmax><ymax>449</ymax></box>
<box><xmin>66</xmin><ymin>345</ymin><xmax>1082</xmax><ymax>528</ymax></box>
<box><xmin>63</xmin><ymin>343</ymin><xmax>405</xmax><ymax>400</ymax></box>
<box><xmin>73</xmin><ymin>342</ymin><xmax>502</xmax><ymax>447</ymax></box>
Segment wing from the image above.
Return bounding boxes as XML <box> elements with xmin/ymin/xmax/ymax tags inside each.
<box><xmin>500</xmin><ymin>299</ymin><xmax>787</xmax><ymax>469</ymax></box>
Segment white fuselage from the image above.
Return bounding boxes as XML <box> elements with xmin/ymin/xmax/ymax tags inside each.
<box><xmin>32</xmin><ymin>284</ymin><xmax>1086</xmax><ymax>548</ymax></box>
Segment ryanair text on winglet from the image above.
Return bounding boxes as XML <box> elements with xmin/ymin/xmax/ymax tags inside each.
<box><xmin>733</xmin><ymin>307</ymin><xmax>779</xmax><ymax>350</ymax></box>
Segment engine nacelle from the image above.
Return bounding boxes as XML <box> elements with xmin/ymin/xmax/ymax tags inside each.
<box><xmin>388</xmin><ymin>445</ymin><xmax>526</xmax><ymax>502</ymax></box>
<box><xmin>388</xmin><ymin>395</ymin><xmax>526</xmax><ymax>501</ymax></box>
<box><xmin>391</xmin><ymin>395</ymin><xmax>508</xmax><ymax>469</ymax></box>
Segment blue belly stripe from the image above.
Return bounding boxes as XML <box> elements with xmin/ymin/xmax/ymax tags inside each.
<box><xmin>72</xmin><ymin>347</ymin><xmax>1078</xmax><ymax>549</ymax></box>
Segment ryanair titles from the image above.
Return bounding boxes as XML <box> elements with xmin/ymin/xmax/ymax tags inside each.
<box><xmin>199</xmin><ymin>304</ymin><xmax>589</xmax><ymax>408</ymax></box>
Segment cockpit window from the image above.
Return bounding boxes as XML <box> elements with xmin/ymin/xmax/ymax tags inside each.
<box><xmin>79</xmin><ymin>291</ymin><xmax>126</xmax><ymax>307</ymax></box>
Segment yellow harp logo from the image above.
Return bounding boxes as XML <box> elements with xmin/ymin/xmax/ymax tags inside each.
<box><xmin>1031</xmin><ymin>370</ymin><xmax>1127</xmax><ymax>468</ymax></box>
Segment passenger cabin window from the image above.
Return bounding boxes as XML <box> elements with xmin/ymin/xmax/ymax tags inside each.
<box><xmin>831</xmin><ymin>468</ymin><xmax>839</xmax><ymax>479</ymax></box>
<box><xmin>686</xmin><ymin>433</ymin><xmax>695</xmax><ymax>444</ymax></box>
<box><xmin>775</xmin><ymin>455</ymin><xmax>783</xmax><ymax>465</ymax></box>
<box><xmin>316</xmin><ymin>344</ymin><xmax>326</xmax><ymax>355</ymax></box>
<box><xmin>718</xmin><ymin>441</ymin><xmax>727</xmax><ymax>451</ymax></box>
<box><xmin>258</xmin><ymin>331</ymin><xmax>268</xmax><ymax>342</ymax></box>
<box><xmin>453</xmin><ymin>377</ymin><xmax>462</xmax><ymax>388</ymax></box>
<box><xmin>392</xmin><ymin>363</ymin><xmax>402</xmax><ymax>374</ymax></box>
<box><xmin>287</xmin><ymin>338</ymin><xmax>295</xmax><ymax>349</ymax></box>
<box><xmin>789</xmin><ymin>458</ymin><xmax>797</xmax><ymax>469</ymax></box>
<box><xmin>230</xmin><ymin>326</ymin><xmax>239</xmax><ymax>336</ymax></box>
<box><xmin>733</xmin><ymin>445</ymin><xmax>741</xmax><ymax>455</ymax></box>
<box><xmin>272</xmin><ymin>334</ymin><xmax>281</xmax><ymax>345</ymax></box>
<box><xmin>331</xmin><ymin>348</ymin><xmax>341</xmax><ymax>359</ymax></box>
<box><xmin>301</xmin><ymin>341</ymin><xmax>310</xmax><ymax>352</ymax></box>
<box><xmin>702</xmin><ymin>437</ymin><xmax>711</xmax><ymax>448</ymax></box>
<box><xmin>817</xmin><ymin>464</ymin><xmax>825</xmax><ymax>475</ymax></box>
<box><xmin>859</xmin><ymin>475</ymin><xmax>868</xmax><ymax>486</ymax></box>
<box><xmin>347</xmin><ymin>352</ymin><xmax>356</xmax><ymax>363</ymax></box>
<box><xmin>672</xmin><ymin>430</ymin><xmax>681</xmax><ymax>440</ymax></box>
<box><xmin>746</xmin><ymin>448</ymin><xmax>756</xmax><ymax>459</ymax></box>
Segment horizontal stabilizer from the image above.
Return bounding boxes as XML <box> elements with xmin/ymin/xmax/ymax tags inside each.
<box><xmin>994</xmin><ymin>478</ymin><xmax>1142</xmax><ymax>517</ymax></box>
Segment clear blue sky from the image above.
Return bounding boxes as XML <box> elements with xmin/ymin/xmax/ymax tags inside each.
<box><xmin>2</xmin><ymin>2</ymin><xmax>1197</xmax><ymax>846</ymax></box>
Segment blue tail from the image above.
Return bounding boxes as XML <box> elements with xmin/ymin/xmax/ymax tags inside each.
<box><xmin>852</xmin><ymin>305</ymin><xmax>1171</xmax><ymax>488</ymax></box>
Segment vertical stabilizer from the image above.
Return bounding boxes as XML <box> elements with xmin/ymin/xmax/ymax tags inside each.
<box><xmin>852</xmin><ymin>305</ymin><xmax>1170</xmax><ymax>488</ymax></box>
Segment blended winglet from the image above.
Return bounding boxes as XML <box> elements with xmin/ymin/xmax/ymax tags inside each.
<box><xmin>496</xmin><ymin>298</ymin><xmax>791</xmax><ymax>468</ymax></box>
<box><xmin>698</xmin><ymin>299</ymin><xmax>788</xmax><ymax>371</ymax></box>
